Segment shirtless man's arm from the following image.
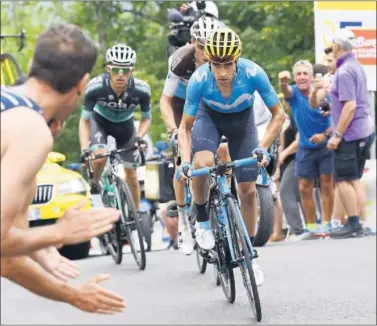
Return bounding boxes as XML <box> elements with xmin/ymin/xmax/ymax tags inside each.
<box><xmin>1</xmin><ymin>108</ymin><xmax>119</xmax><ymax>257</ymax></box>
<box><xmin>1</xmin><ymin>255</ymin><xmax>126</xmax><ymax>314</ymax></box>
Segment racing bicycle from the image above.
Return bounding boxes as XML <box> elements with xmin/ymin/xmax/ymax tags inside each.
<box><xmin>84</xmin><ymin>147</ymin><xmax>147</xmax><ymax>270</ymax></box>
<box><xmin>183</xmin><ymin>155</ymin><xmax>266</xmax><ymax>322</ymax></box>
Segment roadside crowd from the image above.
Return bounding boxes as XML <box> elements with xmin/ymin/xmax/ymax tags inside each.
<box><xmin>268</xmin><ymin>28</ymin><xmax>375</xmax><ymax>242</ymax></box>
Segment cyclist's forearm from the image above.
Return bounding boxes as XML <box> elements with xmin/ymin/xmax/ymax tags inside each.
<box><xmin>79</xmin><ymin>118</ymin><xmax>91</xmax><ymax>151</ymax></box>
<box><xmin>178</xmin><ymin>124</ymin><xmax>192</xmax><ymax>163</ymax></box>
<box><xmin>259</xmin><ymin>104</ymin><xmax>286</xmax><ymax>149</ymax></box>
<box><xmin>137</xmin><ymin>118</ymin><xmax>151</xmax><ymax>138</ymax></box>
<box><xmin>1</xmin><ymin>225</ymin><xmax>63</xmax><ymax>257</ymax></box>
<box><xmin>160</xmin><ymin>96</ymin><xmax>178</xmax><ymax>131</ymax></box>
<box><xmin>1</xmin><ymin>255</ymin><xmax>76</xmax><ymax>304</ymax></box>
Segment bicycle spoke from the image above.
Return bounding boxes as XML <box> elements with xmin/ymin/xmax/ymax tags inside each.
<box><xmin>209</xmin><ymin>202</ymin><xmax>235</xmax><ymax>303</ymax></box>
<box><xmin>115</xmin><ymin>176</ymin><xmax>146</xmax><ymax>270</ymax></box>
<box><xmin>226</xmin><ymin>197</ymin><xmax>262</xmax><ymax>321</ymax></box>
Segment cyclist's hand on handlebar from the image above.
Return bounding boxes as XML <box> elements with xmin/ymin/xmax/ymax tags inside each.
<box><xmin>252</xmin><ymin>146</ymin><xmax>270</xmax><ymax>168</ymax></box>
<box><xmin>177</xmin><ymin>162</ymin><xmax>192</xmax><ymax>182</ymax></box>
<box><xmin>80</xmin><ymin>149</ymin><xmax>94</xmax><ymax>166</ymax></box>
<box><xmin>134</xmin><ymin>136</ymin><xmax>148</xmax><ymax>151</ymax></box>
<box><xmin>168</xmin><ymin>129</ymin><xmax>179</xmax><ymax>151</ymax></box>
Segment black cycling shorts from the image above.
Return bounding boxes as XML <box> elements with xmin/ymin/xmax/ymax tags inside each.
<box><xmin>89</xmin><ymin>112</ymin><xmax>141</xmax><ymax>168</ymax></box>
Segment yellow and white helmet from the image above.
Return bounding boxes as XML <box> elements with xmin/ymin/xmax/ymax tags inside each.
<box><xmin>204</xmin><ymin>27</ymin><xmax>242</xmax><ymax>63</ymax></box>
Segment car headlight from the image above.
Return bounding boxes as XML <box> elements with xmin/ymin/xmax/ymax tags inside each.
<box><xmin>58</xmin><ymin>179</ymin><xmax>87</xmax><ymax>196</ymax></box>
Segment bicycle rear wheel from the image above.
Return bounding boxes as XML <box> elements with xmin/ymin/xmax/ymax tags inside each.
<box><xmin>226</xmin><ymin>197</ymin><xmax>262</xmax><ymax>321</ymax></box>
<box><xmin>115</xmin><ymin>176</ymin><xmax>146</xmax><ymax>270</ymax></box>
<box><xmin>209</xmin><ymin>202</ymin><xmax>235</xmax><ymax>303</ymax></box>
<box><xmin>107</xmin><ymin>221</ymin><xmax>123</xmax><ymax>264</ymax></box>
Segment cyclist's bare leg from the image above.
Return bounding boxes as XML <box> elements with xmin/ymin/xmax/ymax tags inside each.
<box><xmin>160</xmin><ymin>205</ymin><xmax>178</xmax><ymax>241</ymax></box>
<box><xmin>190</xmin><ymin>151</ymin><xmax>215</xmax><ymax>250</ymax></box>
<box><xmin>91</xmin><ymin>148</ymin><xmax>107</xmax><ymax>184</ymax></box>
<box><xmin>192</xmin><ymin>151</ymin><xmax>214</xmax><ymax>205</ymax></box>
<box><xmin>237</xmin><ymin>181</ymin><xmax>258</xmax><ymax>237</ymax></box>
<box><xmin>173</xmin><ymin>170</ymin><xmax>186</xmax><ymax>206</ymax></box>
<box><xmin>216</xmin><ymin>143</ymin><xmax>231</xmax><ymax>186</ymax></box>
<box><xmin>123</xmin><ymin>167</ymin><xmax>140</xmax><ymax>211</ymax></box>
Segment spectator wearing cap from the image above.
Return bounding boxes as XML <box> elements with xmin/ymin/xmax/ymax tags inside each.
<box><xmin>278</xmin><ymin>60</ymin><xmax>334</xmax><ymax>238</ymax></box>
<box><xmin>326</xmin><ymin>28</ymin><xmax>376</xmax><ymax>239</ymax></box>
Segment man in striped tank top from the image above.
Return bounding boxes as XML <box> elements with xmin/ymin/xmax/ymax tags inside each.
<box><xmin>1</xmin><ymin>24</ymin><xmax>125</xmax><ymax>314</ymax></box>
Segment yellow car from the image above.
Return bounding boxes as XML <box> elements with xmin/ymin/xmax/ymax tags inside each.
<box><xmin>28</xmin><ymin>152</ymin><xmax>92</xmax><ymax>260</ymax></box>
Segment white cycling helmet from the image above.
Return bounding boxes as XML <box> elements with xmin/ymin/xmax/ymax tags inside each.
<box><xmin>191</xmin><ymin>1</ymin><xmax>219</xmax><ymax>19</ymax></box>
<box><xmin>190</xmin><ymin>16</ymin><xmax>223</xmax><ymax>46</ymax></box>
<box><xmin>106</xmin><ymin>44</ymin><xmax>137</xmax><ymax>66</ymax></box>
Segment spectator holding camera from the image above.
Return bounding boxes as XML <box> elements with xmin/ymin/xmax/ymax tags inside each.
<box><xmin>310</xmin><ymin>48</ymin><xmax>336</xmax><ymax>115</ymax></box>
<box><xmin>325</xmin><ymin>28</ymin><xmax>376</xmax><ymax>238</ymax></box>
<box><xmin>179</xmin><ymin>1</ymin><xmax>218</xmax><ymax>18</ymax></box>
<box><xmin>279</xmin><ymin>60</ymin><xmax>334</xmax><ymax>237</ymax></box>
<box><xmin>167</xmin><ymin>1</ymin><xmax>219</xmax><ymax>57</ymax></box>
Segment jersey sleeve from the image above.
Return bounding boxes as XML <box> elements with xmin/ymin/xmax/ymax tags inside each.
<box><xmin>183</xmin><ymin>69</ymin><xmax>206</xmax><ymax>117</ymax></box>
<box><xmin>81</xmin><ymin>76</ymin><xmax>103</xmax><ymax>120</ymax></box>
<box><xmin>253</xmin><ymin>67</ymin><xmax>280</xmax><ymax>108</ymax></box>
<box><xmin>162</xmin><ymin>70</ymin><xmax>180</xmax><ymax>98</ymax></box>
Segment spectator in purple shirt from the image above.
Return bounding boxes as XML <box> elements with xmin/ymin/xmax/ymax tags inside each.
<box><xmin>326</xmin><ymin>28</ymin><xmax>376</xmax><ymax>239</ymax></box>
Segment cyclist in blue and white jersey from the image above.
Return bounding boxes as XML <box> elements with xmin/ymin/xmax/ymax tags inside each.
<box><xmin>178</xmin><ymin>28</ymin><xmax>286</xmax><ymax>285</ymax></box>
<box><xmin>160</xmin><ymin>16</ymin><xmax>224</xmax><ymax>255</ymax></box>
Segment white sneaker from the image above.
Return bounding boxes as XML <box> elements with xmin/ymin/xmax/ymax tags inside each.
<box><xmin>195</xmin><ymin>222</ymin><xmax>215</xmax><ymax>250</ymax></box>
<box><xmin>252</xmin><ymin>260</ymin><xmax>264</xmax><ymax>286</ymax></box>
<box><xmin>178</xmin><ymin>214</ymin><xmax>194</xmax><ymax>255</ymax></box>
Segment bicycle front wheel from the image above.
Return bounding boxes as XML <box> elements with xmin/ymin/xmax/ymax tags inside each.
<box><xmin>195</xmin><ymin>243</ymin><xmax>207</xmax><ymax>274</ymax></box>
<box><xmin>107</xmin><ymin>221</ymin><xmax>123</xmax><ymax>264</ymax></box>
<box><xmin>115</xmin><ymin>176</ymin><xmax>146</xmax><ymax>270</ymax></box>
<box><xmin>209</xmin><ymin>202</ymin><xmax>235</xmax><ymax>303</ymax></box>
<box><xmin>101</xmin><ymin>182</ymin><xmax>122</xmax><ymax>263</ymax></box>
<box><xmin>226</xmin><ymin>197</ymin><xmax>262</xmax><ymax>321</ymax></box>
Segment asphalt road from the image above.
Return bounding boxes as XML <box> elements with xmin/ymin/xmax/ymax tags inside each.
<box><xmin>1</xmin><ymin>236</ymin><xmax>376</xmax><ymax>325</ymax></box>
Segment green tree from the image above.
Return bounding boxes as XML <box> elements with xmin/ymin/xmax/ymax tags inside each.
<box><xmin>1</xmin><ymin>1</ymin><xmax>316</xmax><ymax>163</ymax></box>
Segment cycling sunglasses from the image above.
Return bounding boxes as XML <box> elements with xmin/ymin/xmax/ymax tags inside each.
<box><xmin>109</xmin><ymin>66</ymin><xmax>133</xmax><ymax>74</ymax></box>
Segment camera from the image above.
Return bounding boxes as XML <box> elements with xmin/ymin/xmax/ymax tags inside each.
<box><xmin>167</xmin><ymin>1</ymin><xmax>210</xmax><ymax>57</ymax></box>
<box><xmin>319</xmin><ymin>99</ymin><xmax>331</xmax><ymax>112</ymax></box>
<box><xmin>196</xmin><ymin>1</ymin><xmax>206</xmax><ymax>11</ymax></box>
